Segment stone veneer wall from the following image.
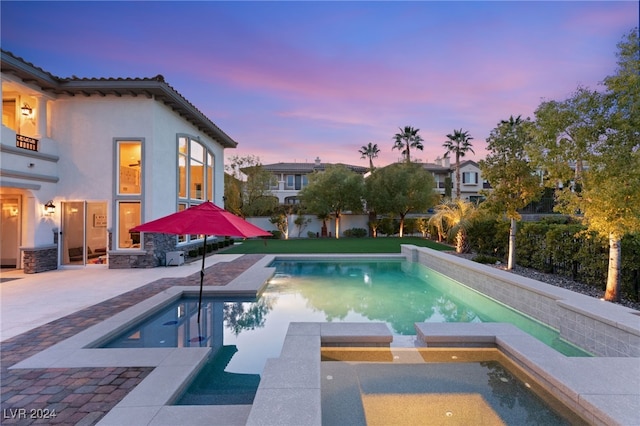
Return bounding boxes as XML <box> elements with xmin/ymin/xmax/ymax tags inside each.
<box><xmin>21</xmin><ymin>245</ymin><xmax>58</xmax><ymax>274</ymax></box>
<box><xmin>402</xmin><ymin>245</ymin><xmax>640</xmax><ymax>357</ymax></box>
<box><xmin>108</xmin><ymin>233</ymin><xmax>180</xmax><ymax>269</ymax></box>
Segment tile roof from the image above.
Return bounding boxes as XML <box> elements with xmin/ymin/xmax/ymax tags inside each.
<box><xmin>261</xmin><ymin>162</ymin><xmax>368</xmax><ymax>174</ymax></box>
<box><xmin>0</xmin><ymin>50</ymin><xmax>237</xmax><ymax>148</ymax></box>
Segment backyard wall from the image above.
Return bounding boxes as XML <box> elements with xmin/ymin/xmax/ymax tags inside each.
<box><xmin>401</xmin><ymin>245</ymin><xmax>640</xmax><ymax>357</ymax></box>
<box><xmin>246</xmin><ymin>214</ymin><xmax>369</xmax><ymax>238</ymax></box>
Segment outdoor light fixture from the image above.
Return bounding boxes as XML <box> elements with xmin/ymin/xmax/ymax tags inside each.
<box><xmin>44</xmin><ymin>200</ymin><xmax>55</xmax><ymax>215</ymax></box>
<box><xmin>21</xmin><ymin>103</ymin><xmax>33</xmax><ymax>116</ymax></box>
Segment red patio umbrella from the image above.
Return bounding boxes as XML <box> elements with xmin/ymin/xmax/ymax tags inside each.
<box><xmin>131</xmin><ymin>201</ymin><xmax>271</xmax><ymax>322</ymax></box>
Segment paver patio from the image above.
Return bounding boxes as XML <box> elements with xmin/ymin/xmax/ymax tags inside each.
<box><xmin>0</xmin><ymin>254</ymin><xmax>264</xmax><ymax>425</ymax></box>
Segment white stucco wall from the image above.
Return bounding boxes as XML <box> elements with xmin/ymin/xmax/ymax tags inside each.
<box><xmin>246</xmin><ymin>214</ymin><xmax>370</xmax><ymax>238</ymax></box>
<box><xmin>455</xmin><ymin>162</ymin><xmax>483</xmax><ymax>198</ymax></box>
<box><xmin>52</xmin><ymin>96</ymin><xmax>153</xmax><ymax>203</ymax></box>
<box><xmin>50</xmin><ymin>95</ymin><xmax>229</xmax><ymax>226</ymax></box>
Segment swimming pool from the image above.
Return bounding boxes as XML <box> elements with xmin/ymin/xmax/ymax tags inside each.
<box><xmin>104</xmin><ymin>259</ymin><xmax>588</xmax><ymax>355</ymax></box>
<box><xmin>101</xmin><ymin>258</ymin><xmax>590</xmax><ymax>407</ymax></box>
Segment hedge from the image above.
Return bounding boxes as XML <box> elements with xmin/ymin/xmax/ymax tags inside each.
<box><xmin>469</xmin><ymin>219</ymin><xmax>639</xmax><ymax>301</ymax></box>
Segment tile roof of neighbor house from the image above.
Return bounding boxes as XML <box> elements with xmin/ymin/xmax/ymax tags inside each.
<box><xmin>0</xmin><ymin>50</ymin><xmax>238</xmax><ymax>148</ymax></box>
<box><xmin>261</xmin><ymin>162</ymin><xmax>368</xmax><ymax>174</ymax></box>
<box><xmin>460</xmin><ymin>160</ymin><xmax>479</xmax><ymax>168</ymax></box>
<box><xmin>421</xmin><ymin>162</ymin><xmax>452</xmax><ymax>172</ymax></box>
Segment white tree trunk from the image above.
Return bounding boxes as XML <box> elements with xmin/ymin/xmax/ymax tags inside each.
<box><xmin>604</xmin><ymin>233</ymin><xmax>621</xmax><ymax>302</ymax></box>
<box><xmin>507</xmin><ymin>218</ymin><xmax>517</xmax><ymax>270</ymax></box>
<box><xmin>335</xmin><ymin>214</ymin><xmax>340</xmax><ymax>239</ymax></box>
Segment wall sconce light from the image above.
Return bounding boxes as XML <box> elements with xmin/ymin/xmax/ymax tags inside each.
<box><xmin>21</xmin><ymin>103</ymin><xmax>33</xmax><ymax>116</ymax></box>
<box><xmin>44</xmin><ymin>200</ymin><xmax>56</xmax><ymax>215</ymax></box>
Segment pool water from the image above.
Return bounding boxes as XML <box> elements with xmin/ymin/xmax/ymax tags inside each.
<box><xmin>102</xmin><ymin>258</ymin><xmax>591</xmax><ymax>406</ymax></box>
<box><xmin>267</xmin><ymin>259</ymin><xmax>588</xmax><ymax>356</ymax></box>
<box><xmin>321</xmin><ymin>348</ymin><xmax>588</xmax><ymax>426</ymax></box>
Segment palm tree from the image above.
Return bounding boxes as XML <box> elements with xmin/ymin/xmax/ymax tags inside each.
<box><xmin>428</xmin><ymin>199</ymin><xmax>477</xmax><ymax>253</ymax></box>
<box><xmin>443</xmin><ymin>129</ymin><xmax>475</xmax><ymax>199</ymax></box>
<box><xmin>359</xmin><ymin>142</ymin><xmax>380</xmax><ymax>172</ymax></box>
<box><xmin>393</xmin><ymin>126</ymin><xmax>424</xmax><ymax>163</ymax></box>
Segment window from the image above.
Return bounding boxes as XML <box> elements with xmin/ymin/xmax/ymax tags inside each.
<box><xmin>190</xmin><ymin>140</ymin><xmax>204</xmax><ymax>200</ymax></box>
<box><xmin>118</xmin><ymin>142</ymin><xmax>142</xmax><ymax>195</ymax></box>
<box><xmin>177</xmin><ymin>135</ymin><xmax>216</xmax><ymax>244</ymax></box>
<box><xmin>178</xmin><ymin>138</ymin><xmax>187</xmax><ymax>198</ymax></box>
<box><xmin>179</xmin><ymin>136</ymin><xmax>214</xmax><ymax>203</ymax></box>
<box><xmin>117</xmin><ymin>201</ymin><xmax>141</xmax><ymax>249</ymax></box>
<box><xmin>207</xmin><ymin>153</ymin><xmax>214</xmax><ymax>202</ymax></box>
<box><xmin>2</xmin><ymin>100</ymin><xmax>16</xmax><ymax>131</ymax></box>
<box><xmin>462</xmin><ymin>172</ymin><xmax>478</xmax><ymax>185</ymax></box>
<box><xmin>285</xmin><ymin>174</ymin><xmax>306</xmax><ymax>190</ymax></box>
<box><xmin>114</xmin><ymin>140</ymin><xmax>144</xmax><ymax>249</ymax></box>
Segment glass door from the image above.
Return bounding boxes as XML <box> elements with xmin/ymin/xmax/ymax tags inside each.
<box><xmin>87</xmin><ymin>202</ymin><xmax>108</xmax><ymax>264</ymax></box>
<box><xmin>61</xmin><ymin>201</ymin><xmax>108</xmax><ymax>265</ymax></box>
<box><xmin>0</xmin><ymin>196</ymin><xmax>21</xmax><ymax>268</ymax></box>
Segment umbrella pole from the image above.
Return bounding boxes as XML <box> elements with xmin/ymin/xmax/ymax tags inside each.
<box><xmin>197</xmin><ymin>235</ymin><xmax>207</xmax><ymax>323</ymax></box>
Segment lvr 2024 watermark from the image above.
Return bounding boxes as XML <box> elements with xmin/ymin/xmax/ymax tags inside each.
<box><xmin>3</xmin><ymin>408</ymin><xmax>57</xmax><ymax>420</ymax></box>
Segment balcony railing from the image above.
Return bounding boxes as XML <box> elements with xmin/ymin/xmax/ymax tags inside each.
<box><xmin>16</xmin><ymin>134</ymin><xmax>38</xmax><ymax>151</ymax></box>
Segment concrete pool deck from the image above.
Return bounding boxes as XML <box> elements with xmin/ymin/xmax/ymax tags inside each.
<box><xmin>1</xmin><ymin>251</ymin><xmax>639</xmax><ymax>425</ymax></box>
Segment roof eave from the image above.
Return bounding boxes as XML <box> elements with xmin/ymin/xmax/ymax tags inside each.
<box><xmin>1</xmin><ymin>50</ymin><xmax>238</xmax><ymax>149</ymax></box>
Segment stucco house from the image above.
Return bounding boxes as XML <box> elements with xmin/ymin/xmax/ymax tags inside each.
<box><xmin>261</xmin><ymin>157</ymin><xmax>368</xmax><ymax>204</ymax></box>
<box><xmin>1</xmin><ymin>50</ymin><xmax>237</xmax><ymax>272</ymax></box>
<box><xmin>426</xmin><ymin>157</ymin><xmax>486</xmax><ymax>202</ymax></box>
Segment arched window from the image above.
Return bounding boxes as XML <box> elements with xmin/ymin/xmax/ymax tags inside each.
<box><xmin>177</xmin><ymin>136</ymin><xmax>215</xmax><ymax>243</ymax></box>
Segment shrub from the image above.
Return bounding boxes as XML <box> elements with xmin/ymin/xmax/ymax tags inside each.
<box><xmin>307</xmin><ymin>231</ymin><xmax>317</xmax><ymax>238</ymax></box>
<box><xmin>270</xmin><ymin>230</ymin><xmax>282</xmax><ymax>239</ymax></box>
<box><xmin>378</xmin><ymin>218</ymin><xmax>399</xmax><ymax>236</ymax></box>
<box><xmin>343</xmin><ymin>228</ymin><xmax>368</xmax><ymax>238</ymax></box>
<box><xmin>517</xmin><ymin>222</ymin><xmax>552</xmax><ymax>272</ymax></box>
<box><xmin>468</xmin><ymin>219</ymin><xmax>509</xmax><ymax>258</ymax></box>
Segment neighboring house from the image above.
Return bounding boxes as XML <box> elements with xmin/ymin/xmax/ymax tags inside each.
<box><xmin>456</xmin><ymin>160</ymin><xmax>486</xmax><ymax>202</ymax></box>
<box><xmin>422</xmin><ymin>158</ymin><xmax>452</xmax><ymax>197</ymax></box>
<box><xmin>261</xmin><ymin>157</ymin><xmax>368</xmax><ymax>204</ymax></box>
<box><xmin>1</xmin><ymin>50</ymin><xmax>237</xmax><ymax>272</ymax></box>
<box><xmin>424</xmin><ymin>157</ymin><xmax>486</xmax><ymax>202</ymax></box>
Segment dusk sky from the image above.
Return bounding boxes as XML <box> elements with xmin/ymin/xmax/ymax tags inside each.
<box><xmin>2</xmin><ymin>1</ymin><xmax>637</xmax><ymax>168</ymax></box>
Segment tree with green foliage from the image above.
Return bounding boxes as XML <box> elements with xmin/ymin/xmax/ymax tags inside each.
<box><xmin>365</xmin><ymin>163</ymin><xmax>438</xmax><ymax>237</ymax></box>
<box><xmin>593</xmin><ymin>28</ymin><xmax>640</xmax><ymax>302</ymax></box>
<box><xmin>416</xmin><ymin>217</ymin><xmax>430</xmax><ymax>238</ymax></box>
<box><xmin>359</xmin><ymin>142</ymin><xmax>380</xmax><ymax>172</ymax></box>
<box><xmin>223</xmin><ymin>172</ymin><xmax>243</xmax><ymax>215</ymax></box>
<box><xmin>269</xmin><ymin>204</ymin><xmax>297</xmax><ymax>240</ymax></box>
<box><xmin>429</xmin><ymin>199</ymin><xmax>478</xmax><ymax>253</ymax></box>
<box><xmin>393</xmin><ymin>126</ymin><xmax>424</xmax><ymax>163</ymax></box>
<box><xmin>299</xmin><ymin>165</ymin><xmax>364</xmax><ymax>239</ymax></box>
<box><xmin>225</xmin><ymin>155</ymin><xmax>278</xmax><ymax>218</ymax></box>
<box><xmin>443</xmin><ymin>129</ymin><xmax>475</xmax><ymax>199</ymax></box>
<box><xmin>294</xmin><ymin>215</ymin><xmax>312</xmax><ymax>237</ymax></box>
<box><xmin>530</xmin><ymin>86</ymin><xmax>607</xmax><ymax>192</ymax></box>
<box><xmin>534</xmin><ymin>28</ymin><xmax>640</xmax><ymax>302</ymax></box>
<box><xmin>479</xmin><ymin>115</ymin><xmax>542</xmax><ymax>270</ymax></box>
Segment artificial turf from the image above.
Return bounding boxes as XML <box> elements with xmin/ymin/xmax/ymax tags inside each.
<box><xmin>222</xmin><ymin>237</ymin><xmax>452</xmax><ymax>254</ymax></box>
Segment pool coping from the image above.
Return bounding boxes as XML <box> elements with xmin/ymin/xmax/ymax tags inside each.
<box><xmin>9</xmin><ymin>253</ymin><xmax>640</xmax><ymax>426</ymax></box>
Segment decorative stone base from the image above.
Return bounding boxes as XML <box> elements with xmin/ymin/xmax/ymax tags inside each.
<box><xmin>21</xmin><ymin>245</ymin><xmax>58</xmax><ymax>274</ymax></box>
<box><xmin>107</xmin><ymin>233</ymin><xmax>208</xmax><ymax>269</ymax></box>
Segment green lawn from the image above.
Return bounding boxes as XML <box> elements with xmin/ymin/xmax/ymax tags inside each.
<box><xmin>223</xmin><ymin>237</ymin><xmax>452</xmax><ymax>254</ymax></box>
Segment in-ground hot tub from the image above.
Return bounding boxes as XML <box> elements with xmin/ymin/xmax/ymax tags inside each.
<box><xmin>321</xmin><ymin>347</ymin><xmax>589</xmax><ymax>425</ymax></box>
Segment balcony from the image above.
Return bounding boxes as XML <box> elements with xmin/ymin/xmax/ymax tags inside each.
<box><xmin>16</xmin><ymin>134</ymin><xmax>39</xmax><ymax>151</ymax></box>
